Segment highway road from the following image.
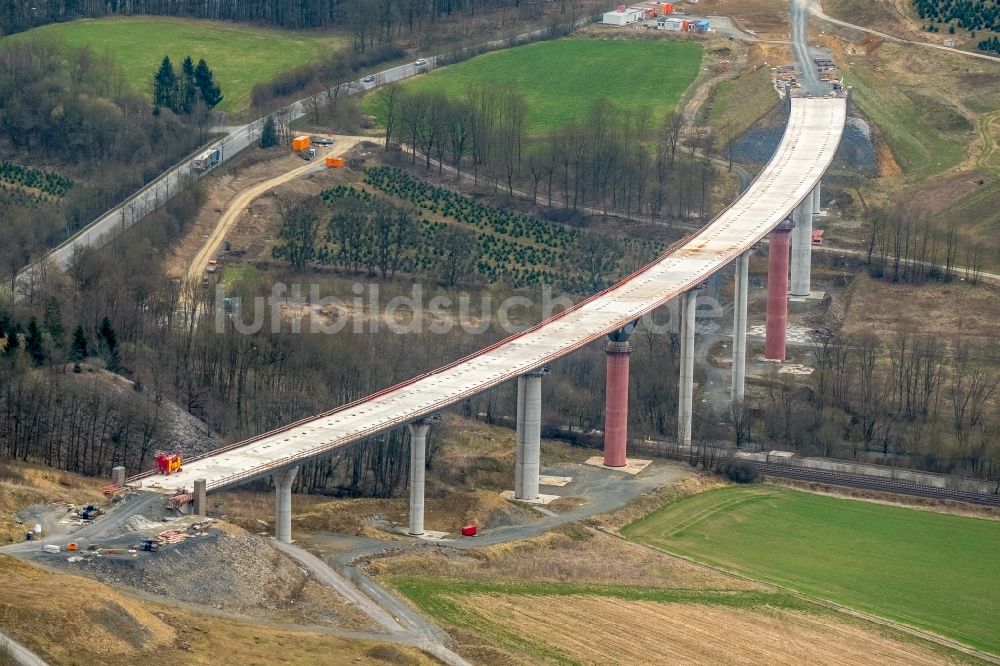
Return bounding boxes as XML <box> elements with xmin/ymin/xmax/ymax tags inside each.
<box><xmin>136</xmin><ymin>95</ymin><xmax>846</xmax><ymax>494</ymax></box>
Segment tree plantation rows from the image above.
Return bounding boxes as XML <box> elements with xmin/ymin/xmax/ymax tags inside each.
<box><xmin>0</xmin><ymin>162</ymin><xmax>74</xmax><ymax>198</ymax></box>
<box><xmin>914</xmin><ymin>0</ymin><xmax>1000</xmax><ymax>38</ymax></box>
<box><xmin>272</xmin><ymin>168</ymin><xmax>663</xmax><ymax>290</ymax></box>
<box><xmin>376</xmin><ymin>84</ymin><xmax>721</xmax><ymax>223</ymax></box>
<box><xmin>0</xmin><ymin>40</ymin><xmax>203</xmax><ymax>278</ymax></box>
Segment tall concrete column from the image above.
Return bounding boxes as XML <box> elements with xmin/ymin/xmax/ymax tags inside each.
<box><xmin>678</xmin><ymin>288</ymin><xmax>699</xmax><ymax>447</ymax></box>
<box><xmin>407</xmin><ymin>415</ymin><xmax>439</xmax><ymax>536</ymax></box>
<box><xmin>273</xmin><ymin>466</ymin><xmax>298</xmax><ymax>543</ymax></box>
<box><xmin>514</xmin><ymin>376</ymin><xmax>526</xmax><ymax>497</ymax></box>
<box><xmin>765</xmin><ymin>220</ymin><xmax>794</xmax><ymax>361</ymax></box>
<box><xmin>515</xmin><ymin>367</ymin><xmax>547</xmax><ymax>500</ymax></box>
<box><xmin>790</xmin><ymin>196</ymin><xmax>814</xmax><ymax>297</ymax></box>
<box><xmin>603</xmin><ymin>323</ymin><xmax>637</xmax><ymax>467</ymax></box>
<box><xmin>812</xmin><ymin>182</ymin><xmax>821</xmax><ymax>215</ymax></box>
<box><xmin>730</xmin><ymin>251</ymin><xmax>751</xmax><ymax>410</ymax></box>
<box><xmin>111</xmin><ymin>466</ymin><xmax>126</xmax><ymax>487</ymax></box>
<box><xmin>193</xmin><ymin>478</ymin><xmax>207</xmax><ymax>517</ymax></box>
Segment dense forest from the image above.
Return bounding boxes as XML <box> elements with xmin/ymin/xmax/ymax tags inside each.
<box><xmin>0</xmin><ymin>40</ymin><xmax>203</xmax><ymax>274</ymax></box>
<box><xmin>0</xmin><ymin>0</ymin><xmax>589</xmax><ymax>40</ymax></box>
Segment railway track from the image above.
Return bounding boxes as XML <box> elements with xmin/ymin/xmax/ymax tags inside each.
<box><xmin>753</xmin><ymin>462</ymin><xmax>1000</xmax><ymax>507</ymax></box>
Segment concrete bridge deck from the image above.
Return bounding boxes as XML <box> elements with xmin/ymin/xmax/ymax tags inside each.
<box><xmin>138</xmin><ymin>96</ymin><xmax>846</xmax><ymax>495</ymax></box>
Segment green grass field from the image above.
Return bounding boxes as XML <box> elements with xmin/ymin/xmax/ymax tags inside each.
<box><xmin>5</xmin><ymin>17</ymin><xmax>347</xmax><ymax>112</ymax></box>
<box><xmin>706</xmin><ymin>65</ymin><xmax>779</xmax><ymax>136</ymax></box>
<box><xmin>623</xmin><ymin>485</ymin><xmax>1000</xmax><ymax>655</ymax></box>
<box><xmin>383</xmin><ymin>38</ymin><xmax>702</xmax><ymax>134</ymax></box>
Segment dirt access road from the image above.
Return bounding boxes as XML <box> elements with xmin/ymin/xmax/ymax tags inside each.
<box><xmin>185</xmin><ymin>135</ymin><xmax>364</xmax><ymax>285</ymax></box>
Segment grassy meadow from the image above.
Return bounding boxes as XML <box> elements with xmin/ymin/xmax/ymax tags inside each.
<box><xmin>379</xmin><ymin>38</ymin><xmax>703</xmax><ymax>134</ymax></box>
<box><xmin>5</xmin><ymin>17</ymin><xmax>347</xmax><ymax>112</ymax></box>
<box><xmin>623</xmin><ymin>485</ymin><xmax>1000</xmax><ymax>654</ymax></box>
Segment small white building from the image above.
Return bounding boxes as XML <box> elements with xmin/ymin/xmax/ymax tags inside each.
<box><xmin>603</xmin><ymin>8</ymin><xmax>644</xmax><ymax>25</ymax></box>
<box><xmin>657</xmin><ymin>17</ymin><xmax>683</xmax><ymax>29</ymax></box>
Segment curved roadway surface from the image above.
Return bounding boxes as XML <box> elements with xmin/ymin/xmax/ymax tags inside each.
<box><xmin>140</xmin><ymin>96</ymin><xmax>846</xmax><ymax>494</ymax></box>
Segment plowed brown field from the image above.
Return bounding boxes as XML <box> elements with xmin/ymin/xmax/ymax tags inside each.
<box><xmin>459</xmin><ymin>594</ymin><xmax>966</xmax><ymax>665</ymax></box>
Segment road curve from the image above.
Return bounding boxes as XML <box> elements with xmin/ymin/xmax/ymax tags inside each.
<box><xmin>137</xmin><ymin>96</ymin><xmax>846</xmax><ymax>494</ymax></box>
<box><xmin>808</xmin><ymin>0</ymin><xmax>1000</xmax><ymax>63</ymax></box>
<box><xmin>185</xmin><ymin>137</ymin><xmax>362</xmax><ymax>284</ymax></box>
<box><xmin>0</xmin><ymin>630</ymin><xmax>50</xmax><ymax>666</ymax></box>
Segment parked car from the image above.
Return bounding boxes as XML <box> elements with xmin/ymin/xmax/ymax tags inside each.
<box><xmin>361</xmin><ymin>74</ymin><xmax>376</xmax><ymax>83</ymax></box>
<box><xmin>414</xmin><ymin>58</ymin><xmax>428</xmax><ymax>66</ymax></box>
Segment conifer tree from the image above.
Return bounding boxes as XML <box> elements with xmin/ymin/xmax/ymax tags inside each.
<box><xmin>25</xmin><ymin>317</ymin><xmax>46</xmax><ymax>366</ymax></box>
<box><xmin>194</xmin><ymin>58</ymin><xmax>223</xmax><ymax>110</ymax></box>
<box><xmin>153</xmin><ymin>55</ymin><xmax>177</xmax><ymax>110</ymax></box>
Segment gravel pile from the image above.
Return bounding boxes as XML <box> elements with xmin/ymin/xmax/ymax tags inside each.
<box><xmin>73</xmin><ymin>527</ymin><xmax>307</xmax><ymax>612</ymax></box>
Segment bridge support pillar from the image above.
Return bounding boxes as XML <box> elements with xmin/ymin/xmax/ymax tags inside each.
<box><xmin>678</xmin><ymin>288</ymin><xmax>699</xmax><ymax>447</ymax></box>
<box><xmin>603</xmin><ymin>324</ymin><xmax>636</xmax><ymax>467</ymax></box>
<box><xmin>812</xmin><ymin>182</ymin><xmax>821</xmax><ymax>215</ymax></box>
<box><xmin>765</xmin><ymin>220</ymin><xmax>794</xmax><ymax>361</ymax></box>
<box><xmin>408</xmin><ymin>415</ymin><xmax>440</xmax><ymax>536</ymax></box>
<box><xmin>790</xmin><ymin>196</ymin><xmax>814</xmax><ymax>297</ymax></box>
<box><xmin>193</xmin><ymin>478</ymin><xmax>207</xmax><ymax>517</ymax></box>
<box><xmin>273</xmin><ymin>467</ymin><xmax>298</xmax><ymax>543</ymax></box>
<box><xmin>731</xmin><ymin>252</ymin><xmax>750</xmax><ymax>411</ymax></box>
<box><xmin>515</xmin><ymin>368</ymin><xmax>548</xmax><ymax>500</ymax></box>
<box><xmin>111</xmin><ymin>466</ymin><xmax>126</xmax><ymax>487</ymax></box>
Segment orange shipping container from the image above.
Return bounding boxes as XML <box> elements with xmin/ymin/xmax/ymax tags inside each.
<box><xmin>325</xmin><ymin>156</ymin><xmax>345</xmax><ymax>168</ymax></box>
<box><xmin>291</xmin><ymin>135</ymin><xmax>311</xmax><ymax>151</ymax></box>
<box><xmin>661</xmin><ymin>2</ymin><xmax>673</xmax><ymax>13</ymax></box>
<box><xmin>681</xmin><ymin>19</ymin><xmax>690</xmax><ymax>30</ymax></box>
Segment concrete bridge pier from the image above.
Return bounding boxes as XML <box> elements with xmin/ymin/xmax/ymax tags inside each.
<box><xmin>515</xmin><ymin>367</ymin><xmax>548</xmax><ymax>500</ymax></box>
<box><xmin>765</xmin><ymin>220</ymin><xmax>794</xmax><ymax>361</ymax></box>
<box><xmin>731</xmin><ymin>251</ymin><xmax>751</xmax><ymax>410</ymax></box>
<box><xmin>812</xmin><ymin>182</ymin><xmax>821</xmax><ymax>215</ymax></box>
<box><xmin>273</xmin><ymin>467</ymin><xmax>299</xmax><ymax>543</ymax></box>
<box><xmin>603</xmin><ymin>323</ymin><xmax>637</xmax><ymax>467</ymax></box>
<box><xmin>194</xmin><ymin>478</ymin><xmax>207</xmax><ymax>517</ymax></box>
<box><xmin>790</xmin><ymin>195</ymin><xmax>814</xmax><ymax>297</ymax></box>
<box><xmin>407</xmin><ymin>415</ymin><xmax>439</xmax><ymax>536</ymax></box>
<box><xmin>678</xmin><ymin>287</ymin><xmax>700</xmax><ymax>447</ymax></box>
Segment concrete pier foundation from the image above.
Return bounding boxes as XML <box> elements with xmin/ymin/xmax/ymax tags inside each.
<box><xmin>765</xmin><ymin>220</ymin><xmax>793</xmax><ymax>361</ymax></box>
<box><xmin>790</xmin><ymin>196</ymin><xmax>814</xmax><ymax>297</ymax></box>
<box><xmin>407</xmin><ymin>416</ymin><xmax>439</xmax><ymax>536</ymax></box>
<box><xmin>273</xmin><ymin>467</ymin><xmax>298</xmax><ymax>543</ymax></box>
<box><xmin>111</xmin><ymin>466</ymin><xmax>126</xmax><ymax>487</ymax></box>
<box><xmin>678</xmin><ymin>288</ymin><xmax>699</xmax><ymax>447</ymax></box>
<box><xmin>731</xmin><ymin>252</ymin><xmax>750</xmax><ymax>409</ymax></box>
<box><xmin>193</xmin><ymin>479</ymin><xmax>207</xmax><ymax>517</ymax></box>
<box><xmin>515</xmin><ymin>368</ymin><xmax>547</xmax><ymax>500</ymax></box>
<box><xmin>603</xmin><ymin>327</ymin><xmax>635</xmax><ymax>467</ymax></box>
